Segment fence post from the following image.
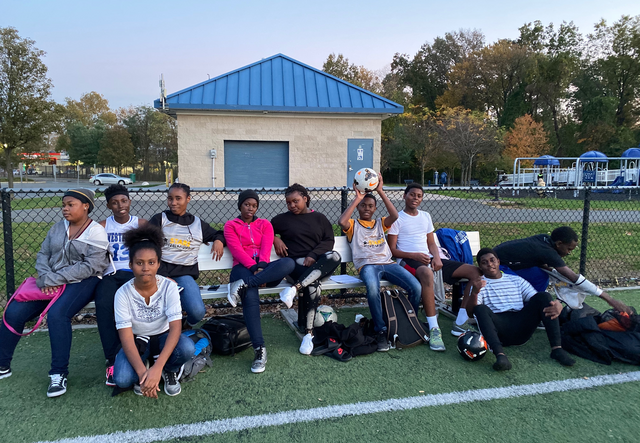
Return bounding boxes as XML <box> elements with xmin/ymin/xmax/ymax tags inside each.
<box><xmin>340</xmin><ymin>188</ymin><xmax>348</xmax><ymax>279</ymax></box>
<box><xmin>579</xmin><ymin>187</ymin><xmax>591</xmax><ymax>276</ymax></box>
<box><xmin>2</xmin><ymin>189</ymin><xmax>15</xmax><ymax>297</ymax></box>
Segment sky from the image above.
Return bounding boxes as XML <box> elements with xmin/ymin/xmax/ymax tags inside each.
<box><xmin>3</xmin><ymin>0</ymin><xmax>640</xmax><ymax>110</ymax></box>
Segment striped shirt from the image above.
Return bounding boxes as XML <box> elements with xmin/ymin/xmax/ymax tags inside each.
<box><xmin>477</xmin><ymin>273</ymin><xmax>537</xmax><ymax>313</ymax></box>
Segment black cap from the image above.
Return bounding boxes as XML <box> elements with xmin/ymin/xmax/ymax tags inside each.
<box><xmin>63</xmin><ymin>189</ymin><xmax>95</xmax><ymax>214</ymax></box>
<box><xmin>238</xmin><ymin>189</ymin><xmax>259</xmax><ymax>210</ymax></box>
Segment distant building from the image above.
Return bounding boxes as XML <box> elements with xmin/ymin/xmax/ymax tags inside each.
<box><xmin>154</xmin><ymin>54</ymin><xmax>403</xmax><ymax>188</ymax></box>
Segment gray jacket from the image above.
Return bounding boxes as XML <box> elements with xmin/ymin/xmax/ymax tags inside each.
<box><xmin>35</xmin><ymin>220</ymin><xmax>111</xmax><ymax>288</ymax></box>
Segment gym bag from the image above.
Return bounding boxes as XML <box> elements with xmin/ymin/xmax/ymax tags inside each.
<box><xmin>382</xmin><ymin>289</ymin><xmax>429</xmax><ymax>348</ymax></box>
<box><xmin>180</xmin><ymin>329</ymin><xmax>214</xmax><ymax>382</ymax></box>
<box><xmin>201</xmin><ymin>315</ymin><xmax>252</xmax><ymax>356</ymax></box>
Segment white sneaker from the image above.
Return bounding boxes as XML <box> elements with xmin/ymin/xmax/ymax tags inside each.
<box><xmin>279</xmin><ymin>286</ymin><xmax>297</xmax><ymax>309</ymax></box>
<box><xmin>228</xmin><ymin>279</ymin><xmax>245</xmax><ymax>307</ymax></box>
<box><xmin>299</xmin><ymin>333</ymin><xmax>314</xmax><ymax>355</ymax></box>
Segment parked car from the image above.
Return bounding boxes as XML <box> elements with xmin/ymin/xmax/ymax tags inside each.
<box><xmin>89</xmin><ymin>173</ymin><xmax>132</xmax><ymax>185</ymax></box>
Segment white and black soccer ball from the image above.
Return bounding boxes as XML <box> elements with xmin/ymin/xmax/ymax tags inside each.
<box><xmin>313</xmin><ymin>305</ymin><xmax>337</xmax><ymax>328</ymax></box>
<box><xmin>353</xmin><ymin>168</ymin><xmax>379</xmax><ymax>193</ymax></box>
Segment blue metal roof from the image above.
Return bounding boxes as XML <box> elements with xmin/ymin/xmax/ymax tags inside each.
<box><xmin>154</xmin><ymin>54</ymin><xmax>403</xmax><ymax>115</ymax></box>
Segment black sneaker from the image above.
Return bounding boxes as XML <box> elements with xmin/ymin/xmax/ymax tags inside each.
<box><xmin>251</xmin><ymin>346</ymin><xmax>267</xmax><ymax>373</ymax></box>
<box><xmin>105</xmin><ymin>365</ymin><xmax>115</xmax><ymax>387</ymax></box>
<box><xmin>47</xmin><ymin>374</ymin><xmax>68</xmax><ymax>398</ymax></box>
<box><xmin>162</xmin><ymin>365</ymin><xmax>184</xmax><ymax>396</ymax></box>
<box><xmin>376</xmin><ymin>330</ymin><xmax>390</xmax><ymax>352</ymax></box>
<box><xmin>0</xmin><ymin>366</ymin><xmax>11</xmax><ymax>380</ymax></box>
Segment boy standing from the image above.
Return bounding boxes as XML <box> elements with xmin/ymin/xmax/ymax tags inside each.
<box><xmin>387</xmin><ymin>183</ymin><xmax>483</xmax><ymax>342</ymax></box>
<box><xmin>338</xmin><ymin>176</ymin><xmax>426</xmax><ymax>352</ymax></box>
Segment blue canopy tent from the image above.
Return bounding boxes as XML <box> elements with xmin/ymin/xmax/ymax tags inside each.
<box><xmin>534</xmin><ymin>155</ymin><xmax>561</xmax><ymax>166</ymax></box>
<box><xmin>533</xmin><ymin>155</ymin><xmax>561</xmax><ymax>185</ymax></box>
<box><xmin>577</xmin><ymin>151</ymin><xmax>608</xmax><ymax>186</ymax></box>
<box><xmin>621</xmin><ymin>147</ymin><xmax>640</xmax><ymax>185</ymax></box>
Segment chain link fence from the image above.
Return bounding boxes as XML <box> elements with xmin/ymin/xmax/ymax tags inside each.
<box><xmin>2</xmin><ymin>185</ymin><xmax>640</xmax><ymax>306</ymax></box>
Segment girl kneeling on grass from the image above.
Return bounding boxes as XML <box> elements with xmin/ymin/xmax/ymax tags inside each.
<box><xmin>113</xmin><ymin>224</ymin><xmax>195</xmax><ymax>397</ymax></box>
<box><xmin>225</xmin><ymin>190</ymin><xmax>295</xmax><ymax>373</ymax></box>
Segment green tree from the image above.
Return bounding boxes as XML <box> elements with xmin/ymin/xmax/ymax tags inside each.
<box><xmin>322</xmin><ymin>53</ymin><xmax>382</xmax><ymax>93</ymax></box>
<box><xmin>0</xmin><ymin>27</ymin><xmax>60</xmax><ymax>186</ymax></box>
<box><xmin>98</xmin><ymin>126</ymin><xmax>135</xmax><ymax>172</ymax></box>
<box><xmin>65</xmin><ymin>121</ymin><xmax>105</xmax><ymax>165</ymax></box>
<box><xmin>64</xmin><ymin>91</ymin><xmax>116</xmax><ymax>127</ymax></box>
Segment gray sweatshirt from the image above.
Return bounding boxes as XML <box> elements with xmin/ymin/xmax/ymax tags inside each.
<box><xmin>35</xmin><ymin>219</ymin><xmax>111</xmax><ymax>288</ymax></box>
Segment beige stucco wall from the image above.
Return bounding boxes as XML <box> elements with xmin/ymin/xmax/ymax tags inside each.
<box><xmin>175</xmin><ymin>112</ymin><xmax>382</xmax><ymax>188</ymax></box>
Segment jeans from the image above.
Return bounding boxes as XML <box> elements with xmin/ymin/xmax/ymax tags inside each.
<box><xmin>474</xmin><ymin>292</ymin><xmax>562</xmax><ymax>355</ymax></box>
<box><xmin>230</xmin><ymin>258</ymin><xmax>295</xmax><ymax>348</ymax></box>
<box><xmin>112</xmin><ymin>332</ymin><xmax>195</xmax><ymax>388</ymax></box>
<box><xmin>173</xmin><ymin>275</ymin><xmax>205</xmax><ymax>325</ymax></box>
<box><xmin>94</xmin><ymin>270</ymin><xmax>134</xmax><ymax>365</ymax></box>
<box><xmin>0</xmin><ymin>276</ymin><xmax>100</xmax><ymax>375</ymax></box>
<box><xmin>288</xmin><ymin>251</ymin><xmax>341</xmax><ymax>331</ymax></box>
<box><xmin>360</xmin><ymin>263</ymin><xmax>422</xmax><ymax>332</ymax></box>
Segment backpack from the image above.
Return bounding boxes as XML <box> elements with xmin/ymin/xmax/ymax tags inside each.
<box><xmin>201</xmin><ymin>315</ymin><xmax>252</xmax><ymax>356</ymax></box>
<box><xmin>180</xmin><ymin>329</ymin><xmax>214</xmax><ymax>382</ymax></box>
<box><xmin>381</xmin><ymin>289</ymin><xmax>429</xmax><ymax>348</ymax></box>
<box><xmin>436</xmin><ymin>228</ymin><xmax>473</xmax><ymax>264</ymax></box>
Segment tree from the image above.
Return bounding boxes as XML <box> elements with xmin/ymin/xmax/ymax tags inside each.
<box><xmin>0</xmin><ymin>27</ymin><xmax>60</xmax><ymax>186</ymax></box>
<box><xmin>98</xmin><ymin>126</ymin><xmax>135</xmax><ymax>172</ymax></box>
<box><xmin>322</xmin><ymin>53</ymin><xmax>382</xmax><ymax>93</ymax></box>
<box><xmin>503</xmin><ymin>114</ymin><xmax>550</xmax><ymax>164</ymax></box>
<box><xmin>434</xmin><ymin>107</ymin><xmax>500</xmax><ymax>185</ymax></box>
<box><xmin>64</xmin><ymin>91</ymin><xmax>116</xmax><ymax>127</ymax></box>
<box><xmin>65</xmin><ymin>121</ymin><xmax>105</xmax><ymax>165</ymax></box>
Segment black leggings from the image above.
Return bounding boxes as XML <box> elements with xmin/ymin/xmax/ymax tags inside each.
<box><xmin>473</xmin><ymin>292</ymin><xmax>562</xmax><ymax>355</ymax></box>
<box><xmin>287</xmin><ymin>251</ymin><xmax>341</xmax><ymax>332</ymax></box>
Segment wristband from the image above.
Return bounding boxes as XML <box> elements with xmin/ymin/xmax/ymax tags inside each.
<box><xmin>575</xmin><ymin>275</ymin><xmax>603</xmax><ymax>296</ymax></box>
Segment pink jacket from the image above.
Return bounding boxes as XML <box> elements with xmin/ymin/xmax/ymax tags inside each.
<box><xmin>223</xmin><ymin>217</ymin><xmax>274</xmax><ymax>268</ymax></box>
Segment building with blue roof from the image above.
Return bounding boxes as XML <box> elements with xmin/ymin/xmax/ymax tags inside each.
<box><xmin>154</xmin><ymin>54</ymin><xmax>403</xmax><ymax>188</ymax></box>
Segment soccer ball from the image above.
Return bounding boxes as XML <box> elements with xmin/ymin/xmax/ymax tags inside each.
<box><xmin>353</xmin><ymin>168</ymin><xmax>379</xmax><ymax>193</ymax></box>
<box><xmin>456</xmin><ymin>331</ymin><xmax>488</xmax><ymax>361</ymax></box>
<box><xmin>313</xmin><ymin>305</ymin><xmax>337</xmax><ymax>328</ymax></box>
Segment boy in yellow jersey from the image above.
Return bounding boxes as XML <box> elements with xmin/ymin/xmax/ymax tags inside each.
<box><xmin>338</xmin><ymin>175</ymin><xmax>439</xmax><ymax>352</ymax></box>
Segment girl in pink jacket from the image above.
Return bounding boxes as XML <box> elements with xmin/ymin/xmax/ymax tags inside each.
<box><xmin>224</xmin><ymin>190</ymin><xmax>295</xmax><ymax>373</ymax></box>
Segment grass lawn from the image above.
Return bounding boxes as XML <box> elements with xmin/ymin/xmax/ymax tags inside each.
<box><xmin>0</xmin><ymin>291</ymin><xmax>638</xmax><ymax>443</ymax></box>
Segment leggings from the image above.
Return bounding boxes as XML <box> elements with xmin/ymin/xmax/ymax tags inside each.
<box><xmin>474</xmin><ymin>291</ymin><xmax>562</xmax><ymax>355</ymax></box>
<box><xmin>287</xmin><ymin>251</ymin><xmax>341</xmax><ymax>332</ymax></box>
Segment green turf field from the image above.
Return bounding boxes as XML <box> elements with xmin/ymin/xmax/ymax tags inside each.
<box><xmin>0</xmin><ymin>291</ymin><xmax>639</xmax><ymax>443</ymax></box>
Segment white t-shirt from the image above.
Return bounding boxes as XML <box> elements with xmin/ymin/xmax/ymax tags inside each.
<box><xmin>477</xmin><ymin>273</ymin><xmax>538</xmax><ymax>313</ymax></box>
<box><xmin>387</xmin><ymin>210</ymin><xmax>434</xmax><ymax>256</ymax></box>
<box><xmin>114</xmin><ymin>275</ymin><xmax>182</xmax><ymax>336</ymax></box>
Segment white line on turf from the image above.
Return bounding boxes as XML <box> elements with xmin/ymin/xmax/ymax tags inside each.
<box><xmin>39</xmin><ymin>371</ymin><xmax>640</xmax><ymax>443</ymax></box>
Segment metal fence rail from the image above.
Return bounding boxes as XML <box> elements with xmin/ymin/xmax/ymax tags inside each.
<box><xmin>1</xmin><ymin>185</ymin><xmax>639</xmax><ymax>304</ymax></box>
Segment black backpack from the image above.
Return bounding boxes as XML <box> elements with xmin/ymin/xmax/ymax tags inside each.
<box><xmin>381</xmin><ymin>289</ymin><xmax>429</xmax><ymax>348</ymax></box>
<box><xmin>201</xmin><ymin>314</ymin><xmax>252</xmax><ymax>355</ymax></box>
<box><xmin>180</xmin><ymin>329</ymin><xmax>214</xmax><ymax>382</ymax></box>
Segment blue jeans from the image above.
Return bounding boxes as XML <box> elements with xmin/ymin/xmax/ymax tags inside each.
<box><xmin>359</xmin><ymin>263</ymin><xmax>422</xmax><ymax>332</ymax></box>
<box><xmin>173</xmin><ymin>275</ymin><xmax>205</xmax><ymax>325</ymax></box>
<box><xmin>230</xmin><ymin>258</ymin><xmax>295</xmax><ymax>348</ymax></box>
<box><xmin>0</xmin><ymin>276</ymin><xmax>100</xmax><ymax>375</ymax></box>
<box><xmin>112</xmin><ymin>332</ymin><xmax>195</xmax><ymax>388</ymax></box>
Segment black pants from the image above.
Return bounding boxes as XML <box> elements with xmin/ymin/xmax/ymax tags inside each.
<box><xmin>94</xmin><ymin>270</ymin><xmax>134</xmax><ymax>365</ymax></box>
<box><xmin>287</xmin><ymin>251</ymin><xmax>341</xmax><ymax>332</ymax></box>
<box><xmin>474</xmin><ymin>292</ymin><xmax>561</xmax><ymax>355</ymax></box>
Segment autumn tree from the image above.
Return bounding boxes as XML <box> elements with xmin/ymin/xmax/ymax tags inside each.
<box><xmin>434</xmin><ymin>107</ymin><xmax>500</xmax><ymax>185</ymax></box>
<box><xmin>322</xmin><ymin>53</ymin><xmax>382</xmax><ymax>93</ymax></box>
<box><xmin>0</xmin><ymin>27</ymin><xmax>60</xmax><ymax>186</ymax></box>
<box><xmin>503</xmin><ymin>114</ymin><xmax>550</xmax><ymax>165</ymax></box>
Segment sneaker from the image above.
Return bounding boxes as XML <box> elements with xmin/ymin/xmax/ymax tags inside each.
<box><xmin>133</xmin><ymin>384</ymin><xmax>143</xmax><ymax>396</ymax></box>
<box><xmin>162</xmin><ymin>365</ymin><xmax>184</xmax><ymax>396</ymax></box>
<box><xmin>251</xmin><ymin>346</ymin><xmax>267</xmax><ymax>373</ymax></box>
<box><xmin>376</xmin><ymin>330</ymin><xmax>390</xmax><ymax>352</ymax></box>
<box><xmin>279</xmin><ymin>286</ymin><xmax>297</xmax><ymax>309</ymax></box>
<box><xmin>451</xmin><ymin>321</ymin><xmax>478</xmax><ymax>337</ymax></box>
<box><xmin>429</xmin><ymin>327</ymin><xmax>446</xmax><ymax>352</ymax></box>
<box><xmin>105</xmin><ymin>365</ymin><xmax>115</xmax><ymax>387</ymax></box>
<box><xmin>47</xmin><ymin>374</ymin><xmax>68</xmax><ymax>398</ymax></box>
<box><xmin>228</xmin><ymin>279</ymin><xmax>246</xmax><ymax>307</ymax></box>
<box><xmin>299</xmin><ymin>333</ymin><xmax>314</xmax><ymax>355</ymax></box>
<box><xmin>0</xmin><ymin>366</ymin><xmax>11</xmax><ymax>380</ymax></box>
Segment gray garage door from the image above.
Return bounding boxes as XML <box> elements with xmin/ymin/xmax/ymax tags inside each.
<box><xmin>224</xmin><ymin>141</ymin><xmax>289</xmax><ymax>188</ymax></box>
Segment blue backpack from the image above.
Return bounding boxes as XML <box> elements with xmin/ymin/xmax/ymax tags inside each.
<box><xmin>436</xmin><ymin>228</ymin><xmax>473</xmax><ymax>264</ymax></box>
<box><xmin>179</xmin><ymin>329</ymin><xmax>213</xmax><ymax>382</ymax></box>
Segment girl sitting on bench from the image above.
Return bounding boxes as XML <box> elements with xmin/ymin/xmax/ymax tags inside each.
<box><xmin>271</xmin><ymin>184</ymin><xmax>341</xmax><ymax>355</ymax></box>
<box><xmin>225</xmin><ymin>190</ymin><xmax>296</xmax><ymax>373</ymax></box>
<box><xmin>148</xmin><ymin>183</ymin><xmax>225</xmax><ymax>327</ymax></box>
